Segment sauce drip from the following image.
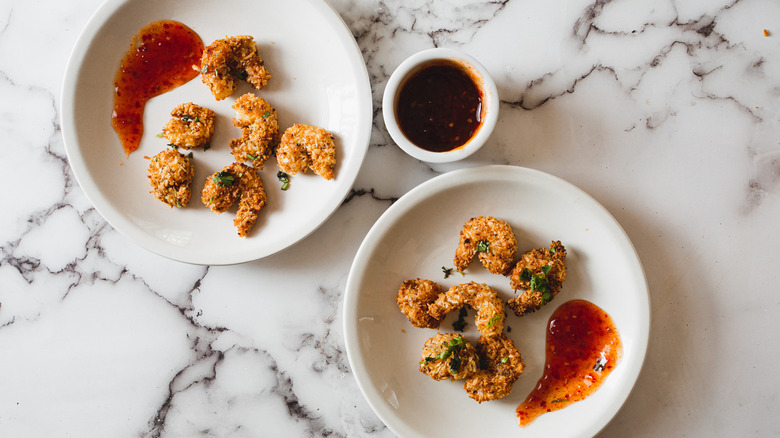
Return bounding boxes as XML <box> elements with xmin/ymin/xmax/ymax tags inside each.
<box><xmin>516</xmin><ymin>299</ymin><xmax>622</xmax><ymax>426</ymax></box>
<box><xmin>111</xmin><ymin>20</ymin><xmax>203</xmax><ymax>156</ymax></box>
<box><xmin>395</xmin><ymin>61</ymin><xmax>483</xmax><ymax>152</ymax></box>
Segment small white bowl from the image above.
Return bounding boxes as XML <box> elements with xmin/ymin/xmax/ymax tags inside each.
<box><xmin>382</xmin><ymin>48</ymin><xmax>499</xmax><ymax>163</ymax></box>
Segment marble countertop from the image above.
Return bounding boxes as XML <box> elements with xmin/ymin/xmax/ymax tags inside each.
<box><xmin>1</xmin><ymin>0</ymin><xmax>778</xmax><ymax>436</ymax></box>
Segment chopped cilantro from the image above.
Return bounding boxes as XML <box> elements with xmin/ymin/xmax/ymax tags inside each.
<box><xmin>277</xmin><ymin>171</ymin><xmax>290</xmax><ymax>190</ymax></box>
<box><xmin>442</xmin><ymin>266</ymin><xmax>453</xmax><ymax>279</ymax></box>
<box><xmin>476</xmin><ymin>240</ymin><xmax>489</xmax><ymax>252</ymax></box>
<box><xmin>420</xmin><ymin>336</ymin><xmax>466</xmax><ymax>366</ymax></box>
<box><xmin>486</xmin><ymin>314</ymin><xmax>501</xmax><ymax>328</ymax></box>
<box><xmin>212</xmin><ymin>171</ymin><xmax>235</xmax><ymax>187</ymax></box>
<box><xmin>452</xmin><ymin>308</ymin><xmax>468</xmax><ymax>332</ymax></box>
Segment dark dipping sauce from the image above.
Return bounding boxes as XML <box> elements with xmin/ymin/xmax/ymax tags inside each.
<box><xmin>395</xmin><ymin>60</ymin><xmax>483</xmax><ymax>152</ymax></box>
<box><xmin>516</xmin><ymin>299</ymin><xmax>622</xmax><ymax>426</ymax></box>
<box><xmin>111</xmin><ymin>20</ymin><xmax>203</xmax><ymax>156</ymax></box>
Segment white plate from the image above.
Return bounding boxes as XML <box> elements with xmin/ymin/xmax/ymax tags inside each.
<box><xmin>344</xmin><ymin>165</ymin><xmax>649</xmax><ymax>438</ymax></box>
<box><xmin>61</xmin><ymin>0</ymin><xmax>371</xmax><ymax>265</ymax></box>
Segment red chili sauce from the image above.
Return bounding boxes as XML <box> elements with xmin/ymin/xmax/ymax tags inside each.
<box><xmin>395</xmin><ymin>60</ymin><xmax>483</xmax><ymax>152</ymax></box>
<box><xmin>111</xmin><ymin>20</ymin><xmax>203</xmax><ymax>156</ymax></box>
<box><xmin>516</xmin><ymin>299</ymin><xmax>622</xmax><ymax>426</ymax></box>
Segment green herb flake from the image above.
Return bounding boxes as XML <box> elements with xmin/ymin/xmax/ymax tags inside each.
<box><xmin>186</xmin><ymin>152</ymin><xmax>193</xmax><ymax>159</ymax></box>
<box><xmin>262</xmin><ymin>110</ymin><xmax>271</xmax><ymax>119</ymax></box>
<box><xmin>277</xmin><ymin>171</ymin><xmax>290</xmax><ymax>190</ymax></box>
<box><xmin>200</xmin><ymin>65</ymin><xmax>208</xmax><ymax>74</ymax></box>
<box><xmin>212</xmin><ymin>171</ymin><xmax>235</xmax><ymax>187</ymax></box>
<box><xmin>156</xmin><ymin>132</ymin><xmax>164</xmax><ymax>138</ymax></box>
<box><xmin>246</xmin><ymin>153</ymin><xmax>258</xmax><ymax>161</ymax></box>
<box><xmin>167</xmin><ymin>143</ymin><xmax>178</xmax><ymax>150</ymax></box>
<box><xmin>420</xmin><ymin>336</ymin><xmax>466</xmax><ymax>367</ymax></box>
<box><xmin>501</xmin><ymin>356</ymin><xmax>509</xmax><ymax>364</ymax></box>
<box><xmin>541</xmin><ymin>265</ymin><xmax>552</xmax><ymax>275</ymax></box>
<box><xmin>442</xmin><ymin>267</ymin><xmax>453</xmax><ymax>279</ymax></box>
<box><xmin>193</xmin><ymin>116</ymin><xmax>199</xmax><ymax>123</ymax></box>
<box><xmin>452</xmin><ymin>308</ymin><xmax>468</xmax><ymax>332</ymax></box>
<box><xmin>519</xmin><ymin>268</ymin><xmax>533</xmax><ymax>282</ymax></box>
<box><xmin>181</xmin><ymin>115</ymin><xmax>192</xmax><ymax>122</ymax></box>
<box><xmin>486</xmin><ymin>314</ymin><xmax>502</xmax><ymax>328</ymax></box>
<box><xmin>476</xmin><ymin>240</ymin><xmax>489</xmax><ymax>252</ymax></box>
<box><xmin>175</xmin><ymin>200</ymin><xmax>183</xmax><ymax>208</ymax></box>
<box><xmin>204</xmin><ymin>143</ymin><xmax>211</xmax><ymax>151</ymax></box>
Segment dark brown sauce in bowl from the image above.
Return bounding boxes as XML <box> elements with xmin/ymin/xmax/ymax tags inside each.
<box><xmin>395</xmin><ymin>60</ymin><xmax>483</xmax><ymax>152</ymax></box>
<box><xmin>111</xmin><ymin>20</ymin><xmax>203</xmax><ymax>156</ymax></box>
<box><xmin>516</xmin><ymin>299</ymin><xmax>623</xmax><ymax>426</ymax></box>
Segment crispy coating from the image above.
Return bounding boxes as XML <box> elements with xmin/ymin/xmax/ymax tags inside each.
<box><xmin>201</xmin><ymin>163</ymin><xmax>267</xmax><ymax>237</ymax></box>
<box><xmin>200</xmin><ymin>35</ymin><xmax>271</xmax><ymax>100</ymax></box>
<box><xmin>146</xmin><ymin>148</ymin><xmax>193</xmax><ymax>208</ymax></box>
<box><xmin>428</xmin><ymin>282</ymin><xmax>505</xmax><ymax>338</ymax></box>
<box><xmin>396</xmin><ymin>279</ymin><xmax>443</xmax><ymax>329</ymax></box>
<box><xmin>463</xmin><ymin>334</ymin><xmax>524</xmax><ymax>403</ymax></box>
<box><xmin>162</xmin><ymin>102</ymin><xmax>216</xmax><ymax>149</ymax></box>
<box><xmin>454</xmin><ymin>216</ymin><xmax>518</xmax><ymax>275</ymax></box>
<box><xmin>419</xmin><ymin>333</ymin><xmax>479</xmax><ymax>381</ymax></box>
<box><xmin>507</xmin><ymin>241</ymin><xmax>567</xmax><ymax>317</ymax></box>
<box><xmin>277</xmin><ymin>123</ymin><xmax>336</xmax><ymax>180</ymax></box>
<box><xmin>228</xmin><ymin>93</ymin><xmax>280</xmax><ymax>169</ymax></box>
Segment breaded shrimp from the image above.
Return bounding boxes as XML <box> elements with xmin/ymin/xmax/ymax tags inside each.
<box><xmin>276</xmin><ymin>123</ymin><xmax>336</xmax><ymax>180</ymax></box>
<box><xmin>200</xmin><ymin>35</ymin><xmax>271</xmax><ymax>100</ymax></box>
<box><xmin>507</xmin><ymin>241</ymin><xmax>567</xmax><ymax>317</ymax></box>
<box><xmin>146</xmin><ymin>148</ymin><xmax>193</xmax><ymax>208</ymax></box>
<box><xmin>396</xmin><ymin>278</ymin><xmax>443</xmax><ymax>329</ymax></box>
<box><xmin>428</xmin><ymin>282</ymin><xmax>505</xmax><ymax>338</ymax></box>
<box><xmin>454</xmin><ymin>216</ymin><xmax>518</xmax><ymax>275</ymax></box>
<box><xmin>463</xmin><ymin>334</ymin><xmax>524</xmax><ymax>403</ymax></box>
<box><xmin>228</xmin><ymin>93</ymin><xmax>280</xmax><ymax>169</ymax></box>
<box><xmin>419</xmin><ymin>333</ymin><xmax>479</xmax><ymax>381</ymax></box>
<box><xmin>162</xmin><ymin>102</ymin><xmax>216</xmax><ymax>149</ymax></box>
<box><xmin>201</xmin><ymin>163</ymin><xmax>267</xmax><ymax>237</ymax></box>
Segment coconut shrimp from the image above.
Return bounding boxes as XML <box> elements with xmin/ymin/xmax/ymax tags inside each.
<box><xmin>229</xmin><ymin>93</ymin><xmax>280</xmax><ymax>169</ymax></box>
<box><xmin>146</xmin><ymin>148</ymin><xmax>193</xmax><ymax>208</ymax></box>
<box><xmin>200</xmin><ymin>35</ymin><xmax>271</xmax><ymax>101</ymax></box>
<box><xmin>162</xmin><ymin>102</ymin><xmax>216</xmax><ymax>149</ymax></box>
<box><xmin>396</xmin><ymin>278</ymin><xmax>443</xmax><ymax>329</ymax></box>
<box><xmin>463</xmin><ymin>334</ymin><xmax>524</xmax><ymax>403</ymax></box>
<box><xmin>508</xmin><ymin>241</ymin><xmax>567</xmax><ymax>317</ymax></box>
<box><xmin>276</xmin><ymin>123</ymin><xmax>336</xmax><ymax>180</ymax></box>
<box><xmin>426</xmin><ymin>282</ymin><xmax>524</xmax><ymax>402</ymax></box>
<box><xmin>428</xmin><ymin>282</ymin><xmax>505</xmax><ymax>338</ymax></box>
<box><xmin>201</xmin><ymin>163</ymin><xmax>267</xmax><ymax>237</ymax></box>
<box><xmin>453</xmin><ymin>216</ymin><xmax>518</xmax><ymax>275</ymax></box>
<box><xmin>419</xmin><ymin>333</ymin><xmax>479</xmax><ymax>381</ymax></box>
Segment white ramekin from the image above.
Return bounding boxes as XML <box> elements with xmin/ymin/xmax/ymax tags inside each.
<box><xmin>382</xmin><ymin>48</ymin><xmax>499</xmax><ymax>163</ymax></box>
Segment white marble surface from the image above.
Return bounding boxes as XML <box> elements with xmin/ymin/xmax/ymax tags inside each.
<box><xmin>1</xmin><ymin>0</ymin><xmax>778</xmax><ymax>436</ymax></box>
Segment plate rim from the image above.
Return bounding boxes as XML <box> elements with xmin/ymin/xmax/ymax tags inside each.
<box><xmin>343</xmin><ymin>164</ymin><xmax>650</xmax><ymax>437</ymax></box>
<box><xmin>60</xmin><ymin>0</ymin><xmax>373</xmax><ymax>265</ymax></box>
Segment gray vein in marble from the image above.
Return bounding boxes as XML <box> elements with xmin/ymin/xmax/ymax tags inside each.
<box><xmin>342</xmin><ymin>188</ymin><xmax>398</xmax><ymax>206</ymax></box>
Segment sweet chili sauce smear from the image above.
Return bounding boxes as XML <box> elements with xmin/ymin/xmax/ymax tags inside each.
<box><xmin>395</xmin><ymin>60</ymin><xmax>483</xmax><ymax>152</ymax></box>
<box><xmin>516</xmin><ymin>299</ymin><xmax>622</xmax><ymax>426</ymax></box>
<box><xmin>111</xmin><ymin>20</ymin><xmax>203</xmax><ymax>156</ymax></box>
